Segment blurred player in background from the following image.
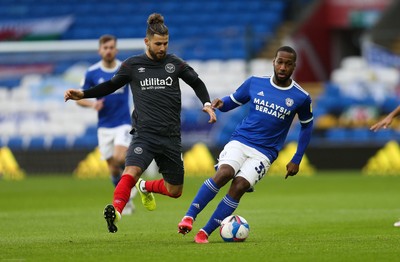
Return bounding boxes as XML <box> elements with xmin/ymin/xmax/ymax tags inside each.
<box><xmin>178</xmin><ymin>46</ymin><xmax>314</xmax><ymax>243</ymax></box>
<box><xmin>370</xmin><ymin>104</ymin><xmax>400</xmax><ymax>227</ymax></box>
<box><xmin>64</xmin><ymin>13</ymin><xmax>217</xmax><ymax>233</ymax></box>
<box><xmin>76</xmin><ymin>34</ymin><xmax>136</xmax><ymax>215</ymax></box>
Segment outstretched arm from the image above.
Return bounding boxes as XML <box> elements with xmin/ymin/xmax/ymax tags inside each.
<box><xmin>370</xmin><ymin>105</ymin><xmax>400</xmax><ymax>131</ymax></box>
<box><xmin>64</xmin><ymin>75</ymin><xmax>130</xmax><ymax>102</ymax></box>
<box><xmin>76</xmin><ymin>98</ymin><xmax>105</xmax><ymax>111</ymax></box>
<box><xmin>212</xmin><ymin>95</ymin><xmax>241</xmax><ymax>112</ymax></box>
<box><xmin>64</xmin><ymin>89</ymin><xmax>84</xmax><ymax>101</ymax></box>
<box><xmin>64</xmin><ymin>80</ymin><xmax>117</xmax><ymax>101</ymax></box>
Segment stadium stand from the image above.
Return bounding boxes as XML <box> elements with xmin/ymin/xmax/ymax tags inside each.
<box><xmin>1</xmin><ymin>0</ymin><xmax>292</xmax><ymax>151</ymax></box>
<box><xmin>313</xmin><ymin>55</ymin><xmax>400</xmax><ymax>143</ymax></box>
<box><xmin>0</xmin><ymin>0</ymin><xmax>286</xmax><ymax>60</ymax></box>
<box><xmin>1</xmin><ymin>0</ymin><xmax>399</xmax><ymax>153</ymax></box>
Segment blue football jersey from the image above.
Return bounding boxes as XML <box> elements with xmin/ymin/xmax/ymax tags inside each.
<box><xmin>81</xmin><ymin>60</ymin><xmax>131</xmax><ymax>128</ymax></box>
<box><xmin>228</xmin><ymin>76</ymin><xmax>313</xmax><ymax>162</ymax></box>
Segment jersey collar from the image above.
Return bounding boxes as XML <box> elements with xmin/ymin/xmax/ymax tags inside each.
<box><xmin>270</xmin><ymin>76</ymin><xmax>293</xmax><ymax>90</ymax></box>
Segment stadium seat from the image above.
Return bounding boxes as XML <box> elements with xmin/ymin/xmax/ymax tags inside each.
<box><xmin>326</xmin><ymin>128</ymin><xmax>349</xmax><ymax>142</ymax></box>
<box><xmin>372</xmin><ymin>129</ymin><xmax>396</xmax><ymax>142</ymax></box>
<box><xmin>72</xmin><ymin>135</ymin><xmax>98</xmax><ymax>149</ymax></box>
<box><xmin>28</xmin><ymin>137</ymin><xmax>47</xmax><ymax>150</ymax></box>
<box><xmin>349</xmin><ymin>128</ymin><xmax>371</xmax><ymax>142</ymax></box>
<box><xmin>50</xmin><ymin>136</ymin><xmax>71</xmax><ymax>150</ymax></box>
<box><xmin>341</xmin><ymin>56</ymin><xmax>368</xmax><ymax>70</ymax></box>
<box><xmin>84</xmin><ymin>125</ymin><xmax>97</xmax><ymax>136</ymax></box>
<box><xmin>7</xmin><ymin>137</ymin><xmax>27</xmax><ymax>150</ymax></box>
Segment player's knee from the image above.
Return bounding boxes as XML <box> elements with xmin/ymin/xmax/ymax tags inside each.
<box><xmin>213</xmin><ymin>164</ymin><xmax>235</xmax><ymax>187</ymax></box>
<box><xmin>227</xmin><ymin>177</ymin><xmax>251</xmax><ymax>201</ymax></box>
<box><xmin>113</xmin><ymin>157</ymin><xmax>125</xmax><ymax>167</ymax></box>
<box><xmin>168</xmin><ymin>191</ymin><xmax>182</xmax><ymax>198</ymax></box>
<box><xmin>231</xmin><ymin>177</ymin><xmax>251</xmax><ymax>195</ymax></box>
<box><xmin>166</xmin><ymin>185</ymin><xmax>183</xmax><ymax>198</ymax></box>
<box><xmin>108</xmin><ymin>165</ymin><xmax>121</xmax><ymax>176</ymax></box>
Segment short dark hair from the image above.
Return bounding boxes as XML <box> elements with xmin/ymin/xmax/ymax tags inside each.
<box><xmin>275</xmin><ymin>46</ymin><xmax>297</xmax><ymax>61</ymax></box>
<box><xmin>99</xmin><ymin>34</ymin><xmax>117</xmax><ymax>46</ymax></box>
<box><xmin>146</xmin><ymin>13</ymin><xmax>168</xmax><ymax>38</ymax></box>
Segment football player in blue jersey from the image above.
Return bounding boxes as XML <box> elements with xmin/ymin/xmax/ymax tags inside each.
<box><xmin>76</xmin><ymin>35</ymin><xmax>136</xmax><ymax>215</ymax></box>
<box><xmin>370</xmin><ymin>104</ymin><xmax>400</xmax><ymax>227</ymax></box>
<box><xmin>178</xmin><ymin>46</ymin><xmax>314</xmax><ymax>243</ymax></box>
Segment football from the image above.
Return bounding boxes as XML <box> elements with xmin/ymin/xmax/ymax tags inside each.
<box><xmin>219</xmin><ymin>215</ymin><xmax>250</xmax><ymax>242</ymax></box>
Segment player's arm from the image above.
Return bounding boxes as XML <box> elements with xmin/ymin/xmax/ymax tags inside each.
<box><xmin>76</xmin><ymin>99</ymin><xmax>92</xmax><ymax>107</ymax></box>
<box><xmin>76</xmin><ymin>99</ymin><xmax>104</xmax><ymax>111</ymax></box>
<box><xmin>291</xmin><ymin>120</ymin><xmax>313</xmax><ymax>164</ymax></box>
<box><xmin>370</xmin><ymin>105</ymin><xmax>400</xmax><ymax>131</ymax></box>
<box><xmin>75</xmin><ymin>74</ymin><xmax>99</xmax><ymax>109</ymax></box>
<box><xmin>213</xmin><ymin>77</ymin><xmax>251</xmax><ymax>112</ymax></box>
<box><xmin>286</xmin><ymin>97</ymin><xmax>314</xmax><ymax>179</ymax></box>
<box><xmin>187</xmin><ymin>78</ymin><xmax>216</xmax><ymax>123</ymax></box>
<box><xmin>65</xmin><ymin>75</ymin><xmax>130</xmax><ymax>101</ymax></box>
<box><xmin>285</xmin><ymin>120</ymin><xmax>313</xmax><ymax>179</ymax></box>
<box><xmin>178</xmin><ymin>58</ymin><xmax>216</xmax><ymax>123</ymax></box>
<box><xmin>212</xmin><ymin>95</ymin><xmax>242</xmax><ymax>112</ymax></box>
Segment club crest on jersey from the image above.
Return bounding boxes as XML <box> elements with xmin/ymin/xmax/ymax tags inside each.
<box><xmin>134</xmin><ymin>147</ymin><xmax>143</xmax><ymax>154</ymax></box>
<box><xmin>138</xmin><ymin>67</ymin><xmax>145</xmax><ymax>73</ymax></box>
<box><xmin>285</xmin><ymin>98</ymin><xmax>294</xmax><ymax>107</ymax></box>
<box><xmin>165</xmin><ymin>63</ymin><xmax>175</xmax><ymax>73</ymax></box>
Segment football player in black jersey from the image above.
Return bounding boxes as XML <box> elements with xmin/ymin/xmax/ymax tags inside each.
<box><xmin>65</xmin><ymin>13</ymin><xmax>217</xmax><ymax>233</ymax></box>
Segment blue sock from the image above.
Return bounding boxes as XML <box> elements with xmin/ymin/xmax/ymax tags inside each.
<box><xmin>111</xmin><ymin>174</ymin><xmax>121</xmax><ymax>187</ymax></box>
<box><xmin>203</xmin><ymin>194</ymin><xmax>239</xmax><ymax>235</ymax></box>
<box><xmin>186</xmin><ymin>178</ymin><xmax>220</xmax><ymax>220</ymax></box>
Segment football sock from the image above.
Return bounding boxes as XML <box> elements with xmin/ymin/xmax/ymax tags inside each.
<box><xmin>113</xmin><ymin>174</ymin><xmax>137</xmax><ymax>213</ymax></box>
<box><xmin>202</xmin><ymin>194</ymin><xmax>238</xmax><ymax>235</ymax></box>
<box><xmin>144</xmin><ymin>178</ymin><xmax>170</xmax><ymax>196</ymax></box>
<box><xmin>111</xmin><ymin>174</ymin><xmax>121</xmax><ymax>187</ymax></box>
<box><xmin>185</xmin><ymin>178</ymin><xmax>220</xmax><ymax>220</ymax></box>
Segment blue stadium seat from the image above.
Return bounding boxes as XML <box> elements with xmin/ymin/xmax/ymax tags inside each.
<box><xmin>51</xmin><ymin>136</ymin><xmax>70</xmax><ymax>150</ymax></box>
<box><xmin>266</xmin><ymin>1</ymin><xmax>286</xmax><ymax>13</ymax></box>
<box><xmin>28</xmin><ymin>137</ymin><xmax>46</xmax><ymax>150</ymax></box>
<box><xmin>326</xmin><ymin>128</ymin><xmax>349</xmax><ymax>142</ymax></box>
<box><xmin>84</xmin><ymin>125</ymin><xmax>97</xmax><ymax>136</ymax></box>
<box><xmin>0</xmin><ymin>79</ymin><xmax>20</xmax><ymax>88</ymax></box>
<box><xmin>371</xmin><ymin>129</ymin><xmax>396</xmax><ymax>142</ymax></box>
<box><xmin>349</xmin><ymin>128</ymin><xmax>371</xmax><ymax>142</ymax></box>
<box><xmin>7</xmin><ymin>137</ymin><xmax>26</xmax><ymax>150</ymax></box>
<box><xmin>72</xmin><ymin>135</ymin><xmax>98</xmax><ymax>149</ymax></box>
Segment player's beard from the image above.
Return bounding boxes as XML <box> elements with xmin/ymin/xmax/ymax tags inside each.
<box><xmin>148</xmin><ymin>48</ymin><xmax>166</xmax><ymax>61</ymax></box>
<box><xmin>273</xmin><ymin>71</ymin><xmax>291</xmax><ymax>86</ymax></box>
<box><xmin>103</xmin><ymin>54</ymin><xmax>115</xmax><ymax>64</ymax></box>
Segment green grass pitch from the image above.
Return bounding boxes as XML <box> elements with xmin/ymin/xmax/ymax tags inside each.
<box><xmin>1</xmin><ymin>171</ymin><xmax>399</xmax><ymax>261</ymax></box>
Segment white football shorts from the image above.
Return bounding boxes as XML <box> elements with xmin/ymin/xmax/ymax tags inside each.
<box><xmin>97</xmin><ymin>124</ymin><xmax>132</xmax><ymax>160</ymax></box>
<box><xmin>217</xmin><ymin>140</ymin><xmax>271</xmax><ymax>187</ymax></box>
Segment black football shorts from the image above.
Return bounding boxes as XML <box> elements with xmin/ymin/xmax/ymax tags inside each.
<box><xmin>126</xmin><ymin>132</ymin><xmax>184</xmax><ymax>185</ymax></box>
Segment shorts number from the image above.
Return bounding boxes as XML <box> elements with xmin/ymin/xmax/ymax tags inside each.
<box><xmin>254</xmin><ymin>161</ymin><xmax>266</xmax><ymax>184</ymax></box>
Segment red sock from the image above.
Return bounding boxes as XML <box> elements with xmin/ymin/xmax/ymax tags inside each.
<box><xmin>145</xmin><ymin>178</ymin><xmax>171</xmax><ymax>196</ymax></box>
<box><xmin>113</xmin><ymin>174</ymin><xmax>137</xmax><ymax>213</ymax></box>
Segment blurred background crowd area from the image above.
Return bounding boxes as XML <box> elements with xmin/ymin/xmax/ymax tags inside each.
<box><xmin>1</xmin><ymin>0</ymin><xmax>400</xmax><ymax>173</ymax></box>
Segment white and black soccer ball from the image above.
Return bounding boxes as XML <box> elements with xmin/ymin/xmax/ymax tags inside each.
<box><xmin>219</xmin><ymin>215</ymin><xmax>250</xmax><ymax>242</ymax></box>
